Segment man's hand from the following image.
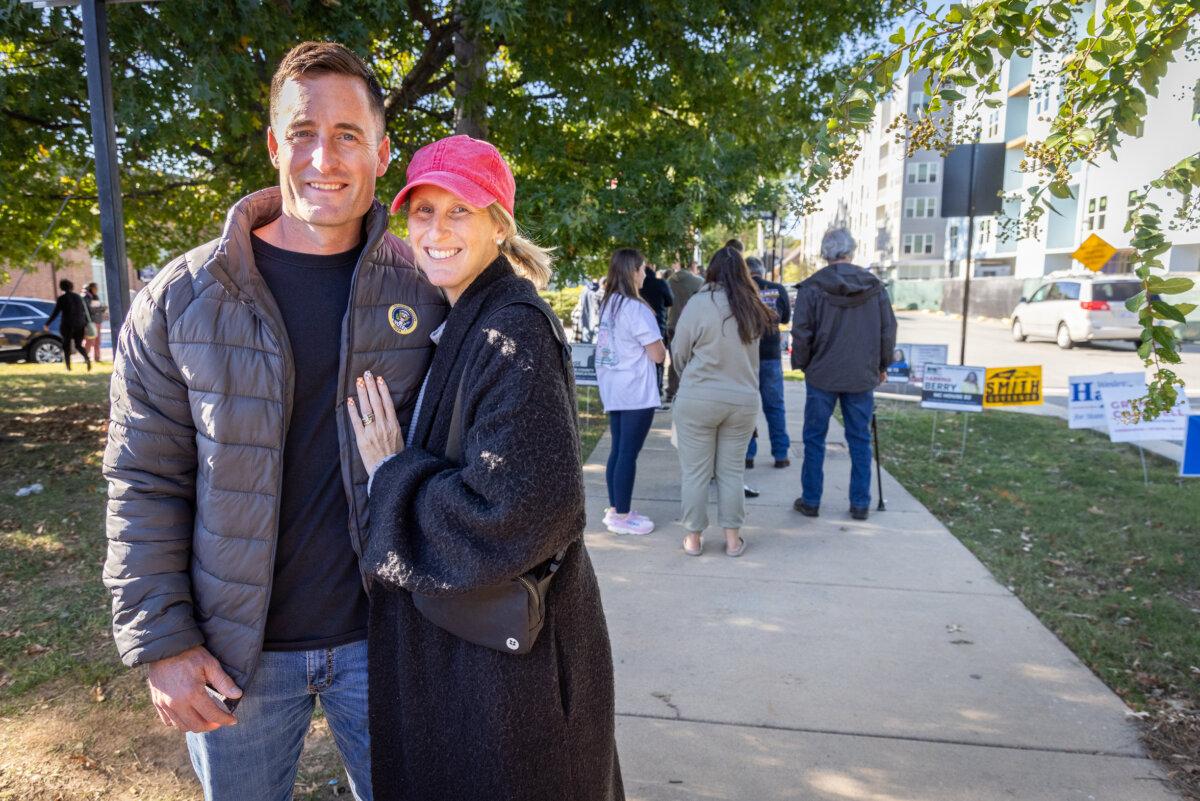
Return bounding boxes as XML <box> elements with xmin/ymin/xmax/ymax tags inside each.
<box><xmin>146</xmin><ymin>645</ymin><xmax>242</xmax><ymax>733</ymax></box>
<box><xmin>879</xmin><ymin>371</ymin><xmax>887</xmax><ymax>385</ymax></box>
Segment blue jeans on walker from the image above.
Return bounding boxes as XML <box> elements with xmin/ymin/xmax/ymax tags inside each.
<box><xmin>800</xmin><ymin>385</ymin><xmax>874</xmax><ymax>510</ymax></box>
<box><xmin>186</xmin><ymin>639</ymin><xmax>372</xmax><ymax>801</ymax></box>
<box><xmin>746</xmin><ymin>358</ymin><xmax>790</xmax><ymax>461</ymax></box>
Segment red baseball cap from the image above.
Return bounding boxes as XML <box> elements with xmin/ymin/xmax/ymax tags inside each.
<box><xmin>390</xmin><ymin>134</ymin><xmax>516</xmax><ymax>217</ymax></box>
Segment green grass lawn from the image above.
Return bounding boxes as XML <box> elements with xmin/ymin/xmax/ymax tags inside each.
<box><xmin>875</xmin><ymin>399</ymin><xmax>1199</xmax><ymax>793</ymax></box>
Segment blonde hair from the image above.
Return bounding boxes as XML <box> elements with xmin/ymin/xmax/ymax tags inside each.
<box><xmin>488</xmin><ymin>204</ymin><xmax>554</xmax><ymax>289</ymax></box>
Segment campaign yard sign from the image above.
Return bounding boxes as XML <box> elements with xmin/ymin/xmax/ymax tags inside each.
<box><xmin>570</xmin><ymin>343</ymin><xmax>598</xmax><ymax>387</ymax></box>
<box><xmin>1067</xmin><ymin>372</ymin><xmax>1145</xmax><ymax>428</ymax></box>
<box><xmin>1102</xmin><ymin>383</ymin><xmax>1192</xmax><ymax>442</ymax></box>
<box><xmin>920</xmin><ymin>364</ymin><xmax>986</xmax><ymax>412</ymax></box>
<box><xmin>984</xmin><ymin>366</ymin><xmax>1043</xmax><ymax>407</ymax></box>
<box><xmin>887</xmin><ymin>343</ymin><xmax>950</xmax><ymax>386</ymax></box>
<box><xmin>1182</xmin><ymin>416</ymin><xmax>1200</xmax><ymax>477</ymax></box>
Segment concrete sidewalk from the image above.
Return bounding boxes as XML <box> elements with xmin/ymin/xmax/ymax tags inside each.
<box><xmin>585</xmin><ymin>381</ymin><xmax>1177</xmax><ymax>800</ymax></box>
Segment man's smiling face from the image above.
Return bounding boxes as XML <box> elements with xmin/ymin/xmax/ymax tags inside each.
<box><xmin>268</xmin><ymin>72</ymin><xmax>389</xmax><ymax>238</ymax></box>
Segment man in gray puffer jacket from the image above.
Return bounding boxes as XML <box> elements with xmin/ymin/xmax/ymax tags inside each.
<box><xmin>790</xmin><ymin>227</ymin><xmax>897</xmax><ymax>521</ymax></box>
<box><xmin>102</xmin><ymin>42</ymin><xmax>446</xmax><ymax>801</ymax></box>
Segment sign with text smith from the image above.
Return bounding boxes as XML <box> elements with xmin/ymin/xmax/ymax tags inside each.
<box><xmin>984</xmin><ymin>365</ymin><xmax>1043</xmax><ymax>407</ymax></box>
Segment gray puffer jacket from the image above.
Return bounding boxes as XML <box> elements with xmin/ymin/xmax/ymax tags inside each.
<box><xmin>102</xmin><ymin>187</ymin><xmax>447</xmax><ymax>688</ymax></box>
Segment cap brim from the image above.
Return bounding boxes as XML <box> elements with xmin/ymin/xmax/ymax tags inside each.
<box><xmin>389</xmin><ymin>171</ymin><xmax>498</xmax><ymax>215</ymax></box>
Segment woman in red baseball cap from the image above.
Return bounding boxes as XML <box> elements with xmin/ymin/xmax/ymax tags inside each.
<box><xmin>346</xmin><ymin>134</ymin><xmax>624</xmax><ymax>801</ymax></box>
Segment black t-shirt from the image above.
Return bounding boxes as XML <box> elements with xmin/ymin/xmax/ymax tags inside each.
<box><xmin>640</xmin><ymin>275</ymin><xmax>673</xmax><ymax>334</ymax></box>
<box><xmin>754</xmin><ymin>276</ymin><xmax>792</xmax><ymax>362</ymax></box>
<box><xmin>252</xmin><ymin>233</ymin><xmax>369</xmax><ymax>651</ymax></box>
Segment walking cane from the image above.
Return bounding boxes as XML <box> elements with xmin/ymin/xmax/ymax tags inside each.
<box><xmin>871</xmin><ymin>413</ymin><xmax>886</xmax><ymax>511</ymax></box>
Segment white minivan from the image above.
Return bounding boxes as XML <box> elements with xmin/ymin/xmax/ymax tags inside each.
<box><xmin>1010</xmin><ymin>274</ymin><xmax>1143</xmax><ymax>349</ymax></box>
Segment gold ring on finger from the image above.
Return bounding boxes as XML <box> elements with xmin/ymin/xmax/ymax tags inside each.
<box><xmin>361</xmin><ymin>413</ymin><xmax>375</xmax><ymax>426</ymax></box>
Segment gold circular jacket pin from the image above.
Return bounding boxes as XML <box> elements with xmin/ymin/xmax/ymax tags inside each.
<box><xmin>387</xmin><ymin>303</ymin><xmax>418</xmax><ymax>335</ymax></box>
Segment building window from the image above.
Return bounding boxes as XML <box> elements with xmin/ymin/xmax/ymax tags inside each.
<box><xmin>948</xmin><ymin>224</ymin><xmax>960</xmax><ymax>253</ymax></box>
<box><xmin>978</xmin><ymin>218</ymin><xmax>993</xmax><ymax>248</ymax></box>
<box><xmin>986</xmin><ymin>110</ymin><xmax>1000</xmax><ymax>138</ymax></box>
<box><xmin>906</xmin><ymin>162</ymin><xmax>940</xmax><ymax>184</ymax></box>
<box><xmin>1087</xmin><ymin>196</ymin><xmax>1108</xmax><ymax>230</ymax></box>
<box><xmin>909</xmin><ymin>91</ymin><xmax>928</xmax><ymax>114</ymax></box>
<box><xmin>878</xmin><ymin>173</ymin><xmax>888</xmax><ymax>190</ymax></box>
<box><xmin>1034</xmin><ymin>78</ymin><xmax>1059</xmax><ymax>115</ymax></box>
<box><xmin>879</xmin><ymin>142</ymin><xmax>890</xmax><ymax>159</ymax></box>
<box><xmin>904</xmin><ymin>196</ymin><xmax>938</xmax><ymax>218</ymax></box>
<box><xmin>1126</xmin><ymin>190</ymin><xmax>1145</xmax><ymax>225</ymax></box>
<box><xmin>902</xmin><ymin>233</ymin><xmax>935</xmax><ymax>255</ymax></box>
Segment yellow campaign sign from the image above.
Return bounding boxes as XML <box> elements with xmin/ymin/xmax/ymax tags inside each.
<box><xmin>1072</xmin><ymin>233</ymin><xmax>1117</xmax><ymax>272</ymax></box>
<box><xmin>984</xmin><ymin>365</ymin><xmax>1043</xmax><ymax>407</ymax></box>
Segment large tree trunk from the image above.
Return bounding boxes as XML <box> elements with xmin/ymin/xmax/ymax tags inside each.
<box><xmin>453</xmin><ymin>20</ymin><xmax>488</xmax><ymax>139</ymax></box>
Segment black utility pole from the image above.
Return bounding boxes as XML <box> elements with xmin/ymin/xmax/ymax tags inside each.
<box><xmin>81</xmin><ymin>0</ymin><xmax>131</xmax><ymax>337</ymax></box>
<box><xmin>959</xmin><ymin>145</ymin><xmax>976</xmax><ymax>366</ymax></box>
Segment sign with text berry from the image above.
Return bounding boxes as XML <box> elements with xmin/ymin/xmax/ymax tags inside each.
<box><xmin>1102</xmin><ymin>383</ymin><xmax>1192</xmax><ymax>442</ymax></box>
<box><xmin>920</xmin><ymin>364</ymin><xmax>985</xmax><ymax>412</ymax></box>
<box><xmin>984</xmin><ymin>365</ymin><xmax>1043</xmax><ymax>407</ymax></box>
<box><xmin>1067</xmin><ymin>372</ymin><xmax>1145</xmax><ymax>429</ymax></box>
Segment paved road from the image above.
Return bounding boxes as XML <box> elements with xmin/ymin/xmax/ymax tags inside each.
<box><xmin>894</xmin><ymin>311</ymin><xmax>1200</xmax><ymax>395</ymax></box>
<box><xmin>593</xmin><ymin>385</ymin><xmax>1177</xmax><ymax>800</ymax></box>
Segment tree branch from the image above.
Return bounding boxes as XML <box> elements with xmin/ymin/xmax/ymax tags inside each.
<box><xmin>383</xmin><ymin>19</ymin><xmax>458</xmax><ymax>120</ymax></box>
<box><xmin>2</xmin><ymin>108</ymin><xmax>84</xmax><ymax>131</ymax></box>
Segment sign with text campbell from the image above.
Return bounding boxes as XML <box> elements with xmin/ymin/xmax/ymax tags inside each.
<box><xmin>984</xmin><ymin>365</ymin><xmax>1043</xmax><ymax>407</ymax></box>
<box><xmin>1067</xmin><ymin>372</ymin><xmax>1145</xmax><ymax>429</ymax></box>
<box><xmin>920</xmin><ymin>364</ymin><xmax>986</xmax><ymax>412</ymax></box>
<box><xmin>887</xmin><ymin>343</ymin><xmax>950</xmax><ymax>386</ymax></box>
<box><xmin>1102</xmin><ymin>383</ymin><xmax>1191</xmax><ymax>442</ymax></box>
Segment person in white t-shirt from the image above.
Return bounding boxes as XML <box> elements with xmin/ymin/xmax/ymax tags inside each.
<box><xmin>595</xmin><ymin>248</ymin><xmax>667</xmax><ymax>536</ymax></box>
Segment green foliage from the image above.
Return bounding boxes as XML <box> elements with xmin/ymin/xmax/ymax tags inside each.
<box><xmin>797</xmin><ymin>0</ymin><xmax>1200</xmax><ymax>419</ymax></box>
<box><xmin>538</xmin><ymin>284</ymin><xmax>582</xmax><ymax>327</ymax></box>
<box><xmin>0</xmin><ymin>0</ymin><xmax>894</xmax><ymax>280</ymax></box>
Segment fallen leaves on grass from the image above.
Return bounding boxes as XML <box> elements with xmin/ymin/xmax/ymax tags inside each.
<box><xmin>0</xmin><ymin>403</ymin><xmax>109</xmax><ymax>445</ymax></box>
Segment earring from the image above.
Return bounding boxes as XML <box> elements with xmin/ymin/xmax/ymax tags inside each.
<box><xmin>495</xmin><ymin>238</ymin><xmax>504</xmax><ymax>246</ymax></box>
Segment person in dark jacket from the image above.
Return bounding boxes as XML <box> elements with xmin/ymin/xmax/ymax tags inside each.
<box><xmin>44</xmin><ymin>279</ymin><xmax>91</xmax><ymax>371</ymax></box>
<box><xmin>745</xmin><ymin>256</ymin><xmax>792</xmax><ymax>468</ymax></box>
<box><xmin>348</xmin><ymin>134</ymin><xmax>623</xmax><ymax>801</ymax></box>
<box><xmin>639</xmin><ymin>264</ymin><xmax>673</xmax><ymax>399</ymax></box>
<box><xmin>102</xmin><ymin>42</ymin><xmax>447</xmax><ymax>801</ymax></box>
<box><xmin>790</xmin><ymin>227</ymin><xmax>897</xmax><ymax>520</ymax></box>
<box><xmin>665</xmin><ymin>262</ymin><xmax>704</xmax><ymax>402</ymax></box>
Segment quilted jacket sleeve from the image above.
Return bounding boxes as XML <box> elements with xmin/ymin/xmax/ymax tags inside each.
<box><xmin>102</xmin><ymin>279</ymin><xmax>204</xmax><ymax>667</ymax></box>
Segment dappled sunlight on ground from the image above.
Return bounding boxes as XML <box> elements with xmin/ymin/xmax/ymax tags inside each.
<box><xmin>806</xmin><ymin>768</ymin><xmax>924</xmax><ymax>801</ymax></box>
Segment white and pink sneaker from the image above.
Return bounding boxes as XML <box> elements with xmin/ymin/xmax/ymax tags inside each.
<box><xmin>604</xmin><ymin>510</ymin><xmax>654</xmax><ymax>536</ymax></box>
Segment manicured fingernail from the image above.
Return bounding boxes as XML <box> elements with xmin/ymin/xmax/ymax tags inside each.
<box><xmin>356</xmin><ymin>377</ymin><xmax>364</xmax><ymax>386</ymax></box>
<box><xmin>365</xmin><ymin>370</ymin><xmax>373</xmax><ymax>379</ymax></box>
<box><xmin>347</xmin><ymin>398</ymin><xmax>355</xmax><ymax>405</ymax></box>
<box><xmin>376</xmin><ymin>376</ymin><xmax>385</xmax><ymax>384</ymax></box>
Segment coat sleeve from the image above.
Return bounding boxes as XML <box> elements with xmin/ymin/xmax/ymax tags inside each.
<box><xmin>102</xmin><ymin>283</ymin><xmax>204</xmax><ymax>667</ymax></box>
<box><xmin>878</xmin><ymin>288</ymin><xmax>898</xmax><ymax>373</ymax></box>
<box><xmin>45</xmin><ymin>295</ymin><xmax>65</xmax><ymax>328</ymax></box>
<box><xmin>790</xmin><ymin>289</ymin><xmax>814</xmax><ymax>371</ymax></box>
<box><xmin>669</xmin><ymin>300</ymin><xmax>700</xmax><ymax>375</ymax></box>
<box><xmin>365</xmin><ymin>304</ymin><xmax>584</xmax><ymax>596</ymax></box>
<box><xmin>777</xmin><ymin>283</ymin><xmax>792</xmax><ymax>327</ymax></box>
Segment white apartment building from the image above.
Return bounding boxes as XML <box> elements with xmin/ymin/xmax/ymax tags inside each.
<box><xmin>943</xmin><ymin>5</ymin><xmax>1200</xmax><ymax>278</ymax></box>
<box><xmin>801</xmin><ymin>8</ymin><xmax>1200</xmax><ymax>282</ymax></box>
<box><xmin>798</xmin><ymin>71</ymin><xmax>950</xmax><ymax>279</ymax></box>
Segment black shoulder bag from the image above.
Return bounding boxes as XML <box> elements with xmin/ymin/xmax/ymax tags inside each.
<box><xmin>410</xmin><ymin>300</ymin><xmax>575</xmax><ymax>655</ymax></box>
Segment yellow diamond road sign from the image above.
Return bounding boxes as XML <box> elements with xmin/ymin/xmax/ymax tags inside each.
<box><xmin>1072</xmin><ymin>233</ymin><xmax>1117</xmax><ymax>272</ymax></box>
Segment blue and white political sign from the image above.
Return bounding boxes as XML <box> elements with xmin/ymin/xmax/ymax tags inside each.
<box><xmin>920</xmin><ymin>364</ymin><xmax>985</xmax><ymax>412</ymax></box>
<box><xmin>1181</xmin><ymin>416</ymin><xmax>1200</xmax><ymax>477</ymax></box>
<box><xmin>1102</xmin><ymin>383</ymin><xmax>1191</xmax><ymax>442</ymax></box>
<box><xmin>887</xmin><ymin>343</ymin><xmax>950</xmax><ymax>386</ymax></box>
<box><xmin>571</xmin><ymin>343</ymin><xmax>598</xmax><ymax>387</ymax></box>
<box><xmin>1067</xmin><ymin>372</ymin><xmax>1144</xmax><ymax>429</ymax></box>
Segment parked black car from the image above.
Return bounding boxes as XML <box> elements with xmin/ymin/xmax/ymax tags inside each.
<box><xmin>0</xmin><ymin>297</ymin><xmax>64</xmax><ymax>363</ymax></box>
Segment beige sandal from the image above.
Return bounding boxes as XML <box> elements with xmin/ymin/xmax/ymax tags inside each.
<box><xmin>726</xmin><ymin>537</ymin><xmax>747</xmax><ymax>557</ymax></box>
<box><xmin>683</xmin><ymin>534</ymin><xmax>703</xmax><ymax>556</ymax></box>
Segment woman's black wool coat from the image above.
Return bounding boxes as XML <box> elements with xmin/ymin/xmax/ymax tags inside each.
<box><xmin>365</xmin><ymin>257</ymin><xmax>624</xmax><ymax>801</ymax></box>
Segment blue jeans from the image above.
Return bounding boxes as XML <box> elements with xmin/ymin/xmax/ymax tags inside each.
<box><xmin>186</xmin><ymin>639</ymin><xmax>371</xmax><ymax>801</ymax></box>
<box><xmin>747</xmin><ymin>358</ymin><xmax>790</xmax><ymax>461</ymax></box>
<box><xmin>801</xmin><ymin>385</ymin><xmax>874</xmax><ymax>510</ymax></box>
<box><xmin>606</xmin><ymin>407</ymin><xmax>656</xmax><ymax>513</ymax></box>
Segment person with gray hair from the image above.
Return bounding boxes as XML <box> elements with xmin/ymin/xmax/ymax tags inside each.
<box><xmin>790</xmin><ymin>227</ymin><xmax>896</xmax><ymax>520</ymax></box>
<box><xmin>744</xmin><ymin>256</ymin><xmax>792</xmax><ymax>468</ymax></box>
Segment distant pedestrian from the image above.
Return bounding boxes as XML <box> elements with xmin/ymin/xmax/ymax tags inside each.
<box><xmin>672</xmin><ymin>247</ymin><xmax>771</xmax><ymax>558</ymax></box>
<box><xmin>665</xmin><ymin>262</ymin><xmax>704</xmax><ymax>402</ymax></box>
<box><xmin>639</xmin><ymin>265</ymin><xmax>673</xmax><ymax>399</ymax></box>
<box><xmin>745</xmin><ymin>256</ymin><xmax>791</xmax><ymax>469</ymax></box>
<box><xmin>575</xmin><ymin>278</ymin><xmax>602</xmax><ymax>343</ymax></box>
<box><xmin>596</xmin><ymin>248</ymin><xmax>666</xmax><ymax>536</ymax></box>
<box><xmin>724</xmin><ymin>238</ymin><xmax>745</xmax><ymax>252</ymax></box>
<box><xmin>43</xmin><ymin>279</ymin><xmax>91</xmax><ymax>372</ymax></box>
<box><xmin>791</xmin><ymin>228</ymin><xmax>897</xmax><ymax>521</ymax></box>
<box><xmin>83</xmin><ymin>282</ymin><xmax>107</xmax><ymax>363</ymax></box>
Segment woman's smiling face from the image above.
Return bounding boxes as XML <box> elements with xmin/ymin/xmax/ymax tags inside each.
<box><xmin>406</xmin><ymin>185</ymin><xmax>504</xmax><ymax>304</ymax></box>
